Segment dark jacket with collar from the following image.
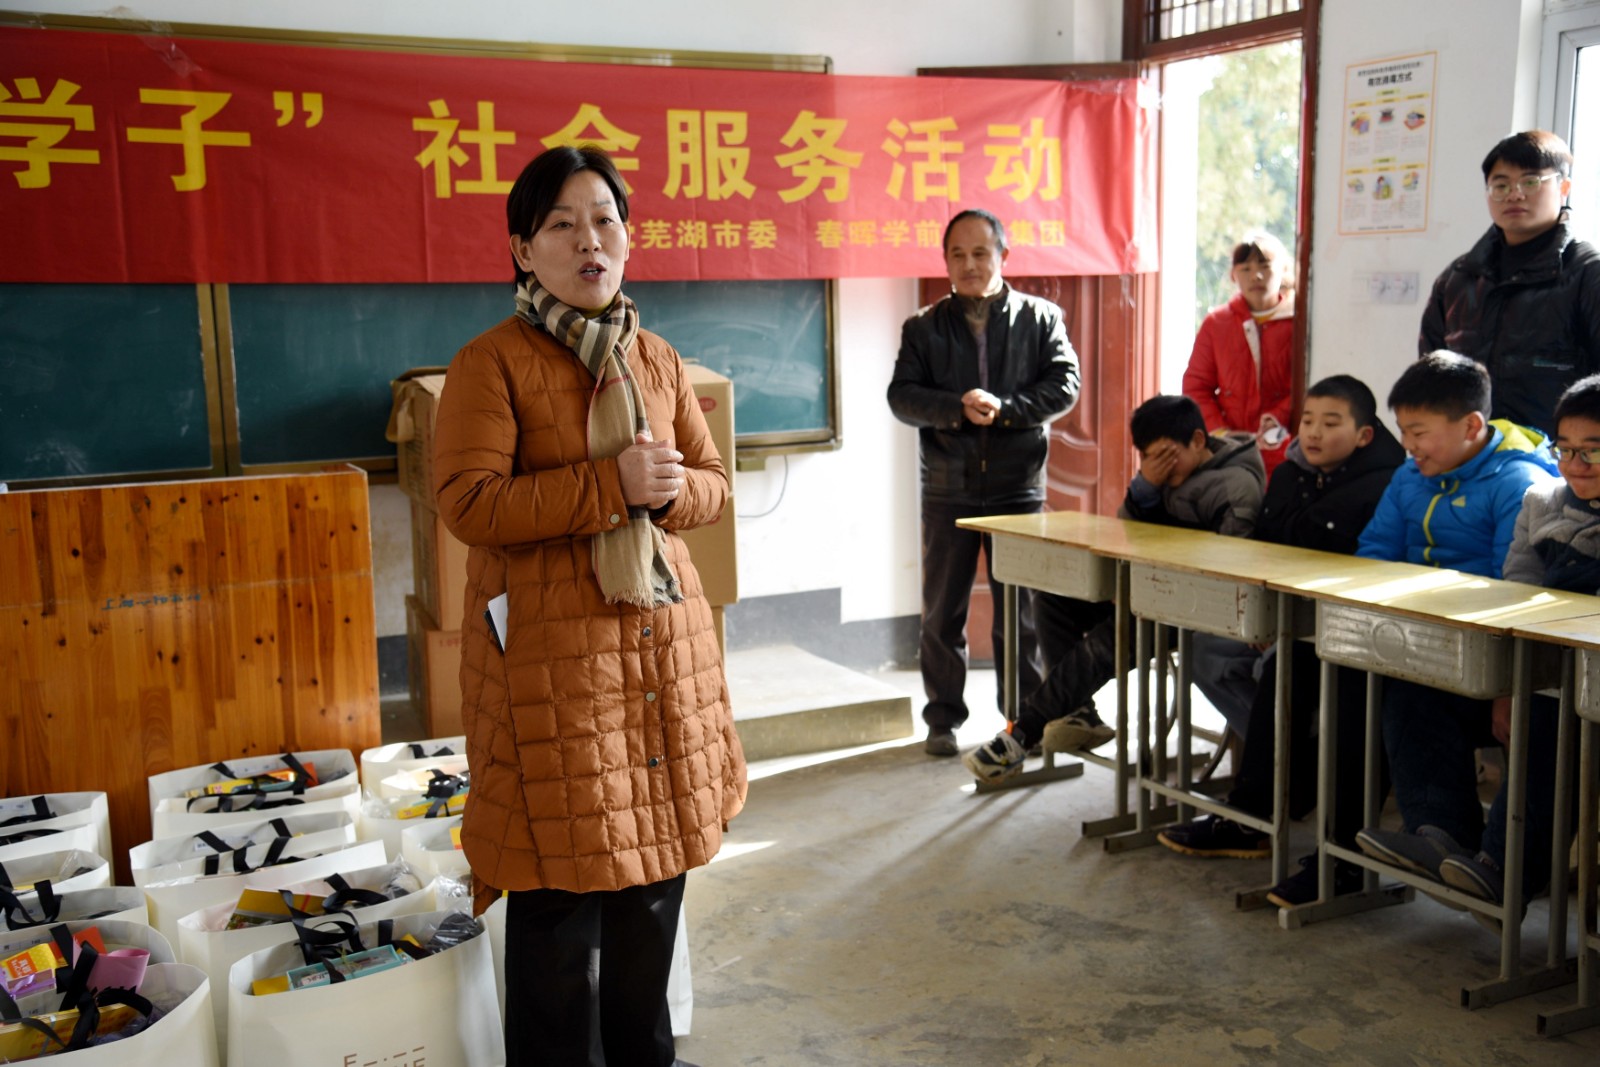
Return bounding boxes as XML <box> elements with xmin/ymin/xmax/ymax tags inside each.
<box><xmin>1253</xmin><ymin>420</ymin><xmax>1405</xmax><ymax>554</ymax></box>
<box><xmin>1419</xmin><ymin>220</ymin><xmax>1600</xmax><ymax>433</ymax></box>
<box><xmin>888</xmin><ymin>284</ymin><xmax>1080</xmax><ymax>507</ymax></box>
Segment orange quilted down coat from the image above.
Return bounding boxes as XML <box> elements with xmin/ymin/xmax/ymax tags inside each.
<box><xmin>432</xmin><ymin>314</ymin><xmax>747</xmax><ymax>897</ymax></box>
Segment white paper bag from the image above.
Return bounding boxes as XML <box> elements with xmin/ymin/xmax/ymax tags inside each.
<box><xmin>179</xmin><ymin>861</ymin><xmax>438</xmax><ymax>1052</ymax></box>
<box><xmin>142</xmin><ymin>840</ymin><xmax>388</xmax><ymax>951</ymax></box>
<box><xmin>356</xmin><ymin>780</ymin><xmax>468</xmax><ymax>858</ymax></box>
<box><xmin>0</xmin><ymin>818</ymin><xmax>100</xmax><ymax>864</ymax></box>
<box><xmin>399</xmin><ymin>814</ymin><xmax>470</xmax><ymax>882</ymax></box>
<box><xmin>360</xmin><ymin>737</ymin><xmax>467</xmax><ymax>797</ymax></box>
<box><xmin>130</xmin><ymin>812</ymin><xmax>359</xmax><ymax>888</ymax></box>
<box><xmin>151</xmin><ymin>786</ymin><xmax>361</xmax><ymax>841</ymax></box>
<box><xmin>227</xmin><ymin>910</ymin><xmax>504</xmax><ymax>1067</ymax></box>
<box><xmin>3</xmin><ymin>884</ymin><xmax>149</xmax><ymax>930</ymax></box>
<box><xmin>0</xmin><ymin>916</ymin><xmax>176</xmax><ymax>969</ymax></box>
<box><xmin>63</xmin><ymin>962</ymin><xmax>221</xmax><ymax>1067</ymax></box>
<box><xmin>0</xmin><ymin>848</ymin><xmax>110</xmax><ymax>896</ymax></box>
<box><xmin>0</xmin><ymin>792</ymin><xmax>112</xmax><ymax>860</ymax></box>
<box><xmin>147</xmin><ymin>749</ymin><xmax>359</xmax><ymax>816</ymax></box>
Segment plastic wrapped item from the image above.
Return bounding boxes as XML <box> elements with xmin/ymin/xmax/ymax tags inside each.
<box><xmin>0</xmin><ymin>849</ymin><xmax>110</xmax><ymax>897</ymax></box>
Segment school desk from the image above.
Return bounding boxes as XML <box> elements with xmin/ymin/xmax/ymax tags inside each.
<box><xmin>1265</xmin><ymin>563</ymin><xmax>1600</xmax><ymax>1009</ymax></box>
<box><xmin>1518</xmin><ymin>614</ymin><xmax>1600</xmax><ymax>1037</ymax></box>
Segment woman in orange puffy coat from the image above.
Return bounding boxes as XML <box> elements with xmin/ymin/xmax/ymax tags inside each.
<box><xmin>432</xmin><ymin>145</ymin><xmax>746</xmax><ymax>1067</ymax></box>
<box><xmin>1181</xmin><ymin>230</ymin><xmax>1298</xmax><ymax>476</ymax></box>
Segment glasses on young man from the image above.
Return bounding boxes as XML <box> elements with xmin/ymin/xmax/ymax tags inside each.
<box><xmin>1551</xmin><ymin>445</ymin><xmax>1600</xmax><ymax>465</ymax></box>
<box><xmin>1487</xmin><ymin>173</ymin><xmax>1562</xmax><ymax>201</ymax></box>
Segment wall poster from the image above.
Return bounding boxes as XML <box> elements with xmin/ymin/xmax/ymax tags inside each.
<box><xmin>1338</xmin><ymin>51</ymin><xmax>1437</xmax><ymax>236</ymax></box>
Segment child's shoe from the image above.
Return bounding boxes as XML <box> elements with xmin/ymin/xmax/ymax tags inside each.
<box><xmin>1041</xmin><ymin>707</ymin><xmax>1115</xmax><ymax>752</ymax></box>
<box><xmin>961</xmin><ymin>731</ymin><xmax>1028</xmax><ymax>782</ymax></box>
<box><xmin>1156</xmin><ymin>814</ymin><xmax>1270</xmax><ymax>859</ymax></box>
<box><xmin>1353</xmin><ymin>824</ymin><xmax>1468</xmax><ymax>881</ymax></box>
<box><xmin>1438</xmin><ymin>851</ymin><xmax>1504</xmax><ymax>904</ymax></box>
<box><xmin>1265</xmin><ymin>853</ymin><xmax>1365</xmax><ymax>907</ymax></box>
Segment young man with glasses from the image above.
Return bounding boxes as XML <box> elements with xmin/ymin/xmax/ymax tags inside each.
<box><xmin>1420</xmin><ymin>130</ymin><xmax>1600</xmax><ymax>435</ymax></box>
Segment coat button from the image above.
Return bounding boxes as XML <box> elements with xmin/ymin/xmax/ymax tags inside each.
<box><xmin>642</xmin><ymin>626</ymin><xmax>652</xmax><ymax>637</ymax></box>
<box><xmin>649</xmin><ymin>757</ymin><xmax>660</xmax><ymax>768</ymax></box>
<box><xmin>645</xmin><ymin>691</ymin><xmax>657</xmax><ymax>702</ymax></box>
<box><xmin>609</xmin><ymin>513</ymin><xmax>621</xmax><ymax>524</ymax></box>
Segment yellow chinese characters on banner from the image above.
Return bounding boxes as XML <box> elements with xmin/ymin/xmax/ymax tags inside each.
<box><xmin>0</xmin><ymin>26</ymin><xmax>1156</xmax><ymax>283</ymax></box>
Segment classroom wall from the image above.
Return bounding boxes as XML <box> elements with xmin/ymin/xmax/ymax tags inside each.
<box><xmin>12</xmin><ymin>0</ymin><xmax>1121</xmax><ymax>654</ymax></box>
<box><xmin>1305</xmin><ymin>0</ymin><xmax>1547</xmax><ymax>408</ymax></box>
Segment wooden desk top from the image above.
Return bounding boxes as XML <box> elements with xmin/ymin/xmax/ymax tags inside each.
<box><xmin>1507</xmin><ymin>612</ymin><xmax>1600</xmax><ymax>650</ymax></box>
<box><xmin>961</xmin><ymin>511</ymin><xmax>1600</xmax><ymax>636</ymax></box>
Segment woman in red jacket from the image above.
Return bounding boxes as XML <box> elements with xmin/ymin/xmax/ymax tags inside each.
<box><xmin>1182</xmin><ymin>230</ymin><xmax>1297</xmax><ymax>475</ymax></box>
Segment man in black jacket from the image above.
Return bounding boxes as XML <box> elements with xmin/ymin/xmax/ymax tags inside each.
<box><xmin>1420</xmin><ymin>130</ymin><xmax>1600</xmax><ymax>434</ymax></box>
<box><xmin>887</xmin><ymin>209</ymin><xmax>1081</xmax><ymax>755</ymax></box>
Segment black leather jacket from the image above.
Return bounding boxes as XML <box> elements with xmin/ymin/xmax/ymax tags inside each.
<box><xmin>1420</xmin><ymin>221</ymin><xmax>1600</xmax><ymax>433</ymax></box>
<box><xmin>887</xmin><ymin>285</ymin><xmax>1080</xmax><ymax>507</ymax></box>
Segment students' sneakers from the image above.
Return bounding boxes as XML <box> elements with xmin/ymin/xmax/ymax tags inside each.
<box><xmin>1438</xmin><ymin>851</ymin><xmax>1504</xmax><ymax>905</ymax></box>
<box><xmin>962</xmin><ymin>730</ymin><xmax>1028</xmax><ymax>782</ymax></box>
<box><xmin>1353</xmin><ymin>825</ymin><xmax>1469</xmax><ymax>881</ymax></box>
<box><xmin>1265</xmin><ymin>853</ymin><xmax>1365</xmax><ymax>908</ymax></box>
<box><xmin>1156</xmin><ymin>814</ymin><xmax>1271</xmax><ymax>859</ymax></box>
<box><xmin>924</xmin><ymin>727</ymin><xmax>959</xmax><ymax>757</ymax></box>
<box><xmin>1041</xmin><ymin>707</ymin><xmax>1115</xmax><ymax>752</ymax></box>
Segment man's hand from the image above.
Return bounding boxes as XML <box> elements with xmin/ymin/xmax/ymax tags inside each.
<box><xmin>1491</xmin><ymin>695</ymin><xmax>1511</xmax><ymax>748</ymax></box>
<box><xmin>961</xmin><ymin>388</ymin><xmax>1001</xmax><ymax>426</ymax></box>
<box><xmin>617</xmin><ymin>432</ymin><xmax>684</xmax><ymax>509</ymax></box>
<box><xmin>1138</xmin><ymin>440</ymin><xmax>1180</xmax><ymax>487</ymax></box>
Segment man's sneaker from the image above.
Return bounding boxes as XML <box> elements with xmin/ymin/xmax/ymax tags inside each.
<box><xmin>1156</xmin><ymin>814</ymin><xmax>1270</xmax><ymax>859</ymax></box>
<box><xmin>924</xmin><ymin>727</ymin><xmax>959</xmax><ymax>757</ymax></box>
<box><xmin>1265</xmin><ymin>853</ymin><xmax>1365</xmax><ymax>908</ymax></box>
<box><xmin>1353</xmin><ymin>825</ymin><xmax>1469</xmax><ymax>881</ymax></box>
<box><xmin>1438</xmin><ymin>851</ymin><xmax>1504</xmax><ymax>905</ymax></box>
<box><xmin>962</xmin><ymin>730</ymin><xmax>1028</xmax><ymax>782</ymax></box>
<box><xmin>1041</xmin><ymin>707</ymin><xmax>1115</xmax><ymax>752</ymax></box>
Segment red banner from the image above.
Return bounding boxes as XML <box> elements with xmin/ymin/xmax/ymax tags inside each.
<box><xmin>0</xmin><ymin>26</ymin><xmax>1156</xmax><ymax>283</ymax></box>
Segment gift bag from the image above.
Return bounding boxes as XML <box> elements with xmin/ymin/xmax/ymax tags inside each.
<box><xmin>360</xmin><ymin>738</ymin><xmax>467</xmax><ymax>798</ymax></box>
<box><xmin>140</xmin><ymin>840</ymin><xmax>388</xmax><ymax>951</ymax></box>
<box><xmin>399</xmin><ymin>814</ymin><xmax>470</xmax><ymax>882</ymax></box>
<box><xmin>130</xmin><ymin>812</ymin><xmax>359</xmax><ymax>888</ymax></box>
<box><xmin>355</xmin><ymin>767</ymin><xmax>469</xmax><ymax>856</ymax></box>
<box><xmin>0</xmin><ymin>849</ymin><xmax>111</xmax><ymax>897</ymax></box>
<box><xmin>147</xmin><ymin>750</ymin><xmax>359</xmax><ymax>817</ymax></box>
<box><xmin>0</xmin><ymin>793</ymin><xmax>112</xmax><ymax>861</ymax></box>
<box><xmin>0</xmin><ymin>818</ymin><xmax>101</xmax><ymax>864</ymax></box>
<box><xmin>227</xmin><ymin>910</ymin><xmax>504</xmax><ymax>1066</ymax></box>
<box><xmin>179</xmin><ymin>860</ymin><xmax>437</xmax><ymax>1050</ymax></box>
<box><xmin>2</xmin><ymin>882</ymin><xmax>149</xmax><ymax>930</ymax></box>
<box><xmin>62</xmin><ymin>962</ymin><xmax>221</xmax><ymax>1067</ymax></box>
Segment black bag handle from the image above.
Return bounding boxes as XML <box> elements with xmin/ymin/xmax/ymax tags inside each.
<box><xmin>288</xmin><ymin>904</ymin><xmax>365</xmax><ymax>965</ymax></box>
<box><xmin>201</xmin><ymin>834</ymin><xmax>293</xmax><ymax>877</ymax></box>
<box><xmin>406</xmin><ymin>743</ymin><xmax>455</xmax><ymax>758</ymax></box>
<box><xmin>0</xmin><ymin>796</ymin><xmax>56</xmax><ymax>827</ymax></box>
<box><xmin>320</xmin><ymin>873</ymin><xmax>389</xmax><ymax>912</ymax></box>
<box><xmin>1</xmin><ymin>879</ymin><xmax>59</xmax><ymax>929</ymax></box>
<box><xmin>185</xmin><ymin>792</ymin><xmax>304</xmax><ymax>814</ymax></box>
<box><xmin>211</xmin><ymin>752</ymin><xmax>314</xmax><ymax>787</ymax></box>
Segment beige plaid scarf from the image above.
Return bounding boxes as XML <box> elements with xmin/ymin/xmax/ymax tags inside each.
<box><xmin>515</xmin><ymin>280</ymin><xmax>682</xmax><ymax>607</ymax></box>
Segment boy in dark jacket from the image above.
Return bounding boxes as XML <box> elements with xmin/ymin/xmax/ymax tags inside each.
<box><xmin>1156</xmin><ymin>376</ymin><xmax>1406</xmax><ymax>906</ymax></box>
<box><xmin>1353</xmin><ymin>353</ymin><xmax>1562</xmax><ymax>919</ymax></box>
<box><xmin>963</xmin><ymin>395</ymin><xmax>1265</xmax><ymax>781</ymax></box>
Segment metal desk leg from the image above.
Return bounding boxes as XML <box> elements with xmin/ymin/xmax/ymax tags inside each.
<box><xmin>1238</xmin><ymin>592</ymin><xmax>1295</xmax><ymax>911</ymax></box>
<box><xmin>1540</xmin><ymin>714</ymin><xmax>1600</xmax><ymax>1036</ymax></box>
<box><xmin>1085</xmin><ymin>562</ymin><xmax>1143</xmax><ymax>837</ymax></box>
<box><xmin>1463</xmin><ymin>640</ymin><xmax>1577</xmax><ymax>1009</ymax></box>
<box><xmin>1176</xmin><ymin>626</ymin><xmax>1194</xmax><ymax>827</ymax></box>
<box><xmin>1280</xmin><ymin>665</ymin><xmax>1409</xmax><ymax>929</ymax></box>
<box><xmin>973</xmin><ymin>580</ymin><xmax>1084</xmax><ymax>794</ymax></box>
<box><xmin>1103</xmin><ymin>621</ymin><xmax>1180</xmax><ymax>851</ymax></box>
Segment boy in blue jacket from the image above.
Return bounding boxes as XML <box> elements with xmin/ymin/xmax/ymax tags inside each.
<box><xmin>1352</xmin><ymin>352</ymin><xmax>1561</xmax><ymax>909</ymax></box>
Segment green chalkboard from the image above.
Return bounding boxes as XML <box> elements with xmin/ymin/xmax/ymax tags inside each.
<box><xmin>227</xmin><ymin>279</ymin><xmax>832</xmax><ymax>467</ymax></box>
<box><xmin>0</xmin><ymin>284</ymin><xmax>215</xmax><ymax>484</ymax></box>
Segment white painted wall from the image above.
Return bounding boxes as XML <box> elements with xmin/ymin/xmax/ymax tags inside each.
<box><xmin>12</xmin><ymin>0</ymin><xmax>1121</xmax><ymax>637</ymax></box>
<box><xmin>1306</xmin><ymin>0</ymin><xmax>1546</xmax><ymax>416</ymax></box>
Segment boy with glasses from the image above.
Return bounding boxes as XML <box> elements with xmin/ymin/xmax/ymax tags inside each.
<box><xmin>1420</xmin><ymin>130</ymin><xmax>1600</xmax><ymax>435</ymax></box>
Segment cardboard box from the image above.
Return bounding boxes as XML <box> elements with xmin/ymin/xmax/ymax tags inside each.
<box><xmin>406</xmin><ymin>595</ymin><xmax>463</xmax><ymax>737</ymax></box>
<box><xmin>681</xmin><ymin>365</ymin><xmax>738</xmax><ymax>606</ymax></box>
<box><xmin>390</xmin><ymin>374</ymin><xmax>447</xmax><ymax>508</ymax></box>
<box><xmin>410</xmin><ymin>498</ymin><xmax>470</xmax><ymax>627</ymax></box>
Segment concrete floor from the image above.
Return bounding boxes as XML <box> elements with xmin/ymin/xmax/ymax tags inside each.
<box><xmin>672</xmin><ymin>668</ymin><xmax>1600</xmax><ymax>1067</ymax></box>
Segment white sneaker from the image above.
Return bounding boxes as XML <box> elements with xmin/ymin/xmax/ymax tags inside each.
<box><xmin>1042</xmin><ymin>708</ymin><xmax>1115</xmax><ymax>751</ymax></box>
<box><xmin>961</xmin><ymin>730</ymin><xmax>1028</xmax><ymax>782</ymax></box>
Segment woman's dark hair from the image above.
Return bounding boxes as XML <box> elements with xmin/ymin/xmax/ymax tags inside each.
<box><xmin>1230</xmin><ymin>229</ymin><xmax>1295</xmax><ymax>292</ymax></box>
<box><xmin>1481</xmin><ymin>130</ymin><xmax>1574</xmax><ymax>180</ymax></box>
<box><xmin>942</xmin><ymin>208</ymin><xmax>1008</xmax><ymax>254</ymax></box>
<box><xmin>1130</xmin><ymin>395</ymin><xmax>1207</xmax><ymax>452</ymax></box>
<box><xmin>1306</xmin><ymin>374</ymin><xmax>1379</xmax><ymax>429</ymax></box>
<box><xmin>1555</xmin><ymin>374</ymin><xmax>1600</xmax><ymax>428</ymax></box>
<box><xmin>506</xmin><ymin>145</ymin><xmax>630</xmax><ymax>286</ymax></box>
<box><xmin>1387</xmin><ymin>351</ymin><xmax>1491</xmax><ymax>420</ymax></box>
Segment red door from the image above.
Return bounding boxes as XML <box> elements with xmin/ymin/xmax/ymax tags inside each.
<box><xmin>916</xmin><ymin>63</ymin><xmax>1160</xmax><ymax>662</ymax></box>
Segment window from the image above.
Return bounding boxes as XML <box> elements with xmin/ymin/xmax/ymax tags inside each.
<box><xmin>1543</xmin><ymin>5</ymin><xmax>1600</xmax><ymax>244</ymax></box>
